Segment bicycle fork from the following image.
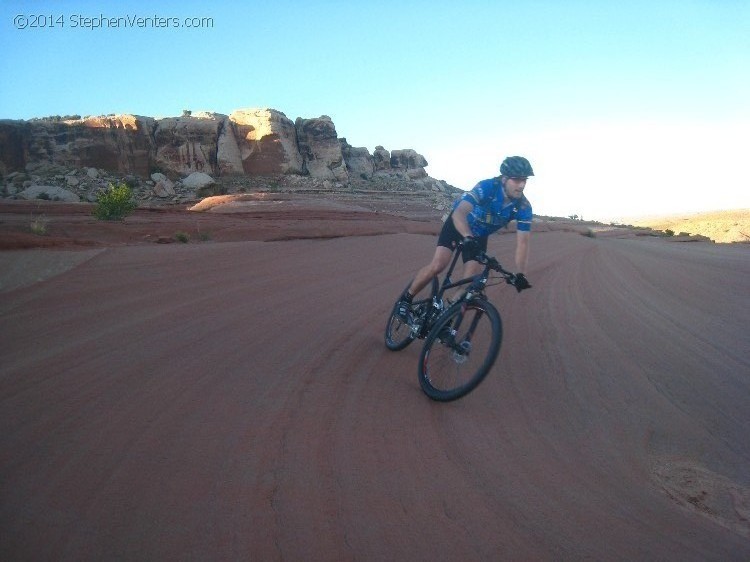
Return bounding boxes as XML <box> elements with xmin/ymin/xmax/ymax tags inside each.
<box><xmin>445</xmin><ymin>302</ymin><xmax>485</xmax><ymax>357</ymax></box>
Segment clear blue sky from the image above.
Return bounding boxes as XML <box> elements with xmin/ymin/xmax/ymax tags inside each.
<box><xmin>1</xmin><ymin>0</ymin><xmax>748</xmax><ymax>220</ymax></box>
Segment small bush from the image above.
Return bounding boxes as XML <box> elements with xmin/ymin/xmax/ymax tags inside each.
<box><xmin>174</xmin><ymin>231</ymin><xmax>190</xmax><ymax>243</ymax></box>
<box><xmin>30</xmin><ymin>214</ymin><xmax>49</xmax><ymax>235</ymax></box>
<box><xmin>93</xmin><ymin>182</ymin><xmax>136</xmax><ymax>220</ymax></box>
<box><xmin>664</xmin><ymin>229</ymin><xmax>674</xmax><ymax>237</ymax></box>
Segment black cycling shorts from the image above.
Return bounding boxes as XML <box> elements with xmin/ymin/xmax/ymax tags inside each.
<box><xmin>438</xmin><ymin>212</ymin><xmax>488</xmax><ymax>263</ymax></box>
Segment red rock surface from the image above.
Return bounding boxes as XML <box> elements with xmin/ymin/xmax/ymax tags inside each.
<box><xmin>0</xmin><ymin>199</ymin><xmax>441</xmax><ymax>251</ymax></box>
<box><xmin>1</xmin><ymin>200</ymin><xmax>749</xmax><ymax>560</ymax></box>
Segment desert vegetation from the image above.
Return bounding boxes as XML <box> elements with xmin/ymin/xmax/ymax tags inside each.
<box><xmin>93</xmin><ymin>182</ymin><xmax>136</xmax><ymax>221</ymax></box>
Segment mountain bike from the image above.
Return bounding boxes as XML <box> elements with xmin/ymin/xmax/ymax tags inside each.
<box><xmin>385</xmin><ymin>244</ymin><xmax>518</xmax><ymax>401</ymax></box>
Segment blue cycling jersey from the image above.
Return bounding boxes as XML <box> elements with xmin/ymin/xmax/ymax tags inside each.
<box><xmin>453</xmin><ymin>178</ymin><xmax>533</xmax><ymax>237</ymax></box>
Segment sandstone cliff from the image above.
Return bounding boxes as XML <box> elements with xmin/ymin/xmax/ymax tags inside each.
<box><xmin>0</xmin><ymin>108</ymin><xmax>438</xmax><ymax>187</ymax></box>
<box><xmin>0</xmin><ymin>115</ymin><xmax>157</xmax><ymax>178</ymax></box>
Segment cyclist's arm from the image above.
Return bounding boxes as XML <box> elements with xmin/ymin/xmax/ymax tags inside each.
<box><xmin>515</xmin><ymin>230</ymin><xmax>530</xmax><ymax>273</ymax></box>
<box><xmin>452</xmin><ymin>200</ymin><xmax>474</xmax><ymax>238</ymax></box>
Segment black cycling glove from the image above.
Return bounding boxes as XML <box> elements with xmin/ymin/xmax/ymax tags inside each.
<box><xmin>461</xmin><ymin>236</ymin><xmax>481</xmax><ymax>260</ymax></box>
<box><xmin>513</xmin><ymin>273</ymin><xmax>532</xmax><ymax>293</ymax></box>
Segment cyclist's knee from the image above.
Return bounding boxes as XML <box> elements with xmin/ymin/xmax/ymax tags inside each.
<box><xmin>415</xmin><ymin>247</ymin><xmax>451</xmax><ymax>283</ymax></box>
<box><xmin>428</xmin><ymin>259</ymin><xmax>448</xmax><ymax>276</ymax></box>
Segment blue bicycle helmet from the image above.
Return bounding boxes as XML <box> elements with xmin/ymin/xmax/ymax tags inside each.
<box><xmin>500</xmin><ymin>156</ymin><xmax>534</xmax><ymax>177</ymax></box>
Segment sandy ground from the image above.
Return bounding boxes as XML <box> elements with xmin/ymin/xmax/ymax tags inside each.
<box><xmin>1</xmin><ymin>200</ymin><xmax>749</xmax><ymax>560</ymax></box>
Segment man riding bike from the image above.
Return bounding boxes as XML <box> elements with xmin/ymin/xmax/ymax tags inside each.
<box><xmin>397</xmin><ymin>155</ymin><xmax>534</xmax><ymax>321</ymax></box>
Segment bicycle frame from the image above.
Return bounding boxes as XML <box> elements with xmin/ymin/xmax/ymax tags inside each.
<box><xmin>407</xmin><ymin>246</ymin><xmax>514</xmax><ymax>338</ymax></box>
<box><xmin>434</xmin><ymin>246</ymin><xmax>512</xmax><ymax>303</ymax></box>
<box><xmin>436</xmin><ymin>246</ymin><xmax>485</xmax><ymax>300</ymax></box>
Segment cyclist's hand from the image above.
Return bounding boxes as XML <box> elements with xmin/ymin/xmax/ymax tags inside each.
<box><xmin>513</xmin><ymin>273</ymin><xmax>532</xmax><ymax>293</ymax></box>
<box><xmin>462</xmin><ymin>236</ymin><xmax>480</xmax><ymax>260</ymax></box>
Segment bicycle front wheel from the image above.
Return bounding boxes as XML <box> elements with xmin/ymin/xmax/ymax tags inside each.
<box><xmin>418</xmin><ymin>299</ymin><xmax>502</xmax><ymax>401</ymax></box>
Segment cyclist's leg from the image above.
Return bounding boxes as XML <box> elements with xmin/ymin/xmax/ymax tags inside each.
<box><xmin>396</xmin><ymin>245</ymin><xmax>452</xmax><ymax>323</ymax></box>
<box><xmin>405</xmin><ymin>215</ymin><xmax>461</xmax><ymax>298</ymax></box>
<box><xmin>462</xmin><ymin>259</ymin><xmax>483</xmax><ymax>278</ymax></box>
<box><xmin>450</xmin><ymin>236</ymin><xmax>488</xmax><ymax>300</ymax></box>
<box><xmin>407</xmin><ymin>245</ymin><xmax>453</xmax><ymax>297</ymax></box>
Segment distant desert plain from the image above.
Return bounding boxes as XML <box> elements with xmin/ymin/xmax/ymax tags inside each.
<box><xmin>628</xmin><ymin>208</ymin><xmax>750</xmax><ymax>244</ymax></box>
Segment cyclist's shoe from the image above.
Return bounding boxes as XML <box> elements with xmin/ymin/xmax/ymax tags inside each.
<box><xmin>396</xmin><ymin>299</ymin><xmax>413</xmax><ymax>324</ymax></box>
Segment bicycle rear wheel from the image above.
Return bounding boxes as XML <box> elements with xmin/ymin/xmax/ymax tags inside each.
<box><xmin>418</xmin><ymin>299</ymin><xmax>502</xmax><ymax>401</ymax></box>
<box><xmin>384</xmin><ymin>299</ymin><xmax>416</xmax><ymax>351</ymax></box>
<box><xmin>384</xmin><ymin>278</ymin><xmax>439</xmax><ymax>351</ymax></box>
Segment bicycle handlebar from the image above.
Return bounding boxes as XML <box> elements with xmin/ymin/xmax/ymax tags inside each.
<box><xmin>475</xmin><ymin>252</ymin><xmax>516</xmax><ymax>282</ymax></box>
<box><xmin>455</xmin><ymin>241</ymin><xmax>517</xmax><ymax>285</ymax></box>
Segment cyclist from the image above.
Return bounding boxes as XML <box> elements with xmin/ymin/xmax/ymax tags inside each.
<box><xmin>397</xmin><ymin>156</ymin><xmax>534</xmax><ymax>321</ymax></box>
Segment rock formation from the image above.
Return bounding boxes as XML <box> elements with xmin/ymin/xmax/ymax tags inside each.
<box><xmin>17</xmin><ymin>185</ymin><xmax>81</xmax><ymax>203</ymax></box>
<box><xmin>390</xmin><ymin>149</ymin><xmax>428</xmax><ymax>179</ymax></box>
<box><xmin>372</xmin><ymin>146</ymin><xmax>392</xmax><ymax>173</ymax></box>
<box><xmin>340</xmin><ymin>139</ymin><xmax>374</xmax><ymax>180</ymax></box>
<box><xmin>228</xmin><ymin>109</ymin><xmax>303</xmax><ymax>176</ymax></box>
<box><xmin>295</xmin><ymin>116</ymin><xmax>348</xmax><ymax>182</ymax></box>
<box><xmin>0</xmin><ymin>115</ymin><xmax>156</xmax><ymax>178</ymax></box>
<box><xmin>0</xmin><ymin>108</ymin><xmax>433</xmax><ymax>186</ymax></box>
<box><xmin>0</xmin><ymin>107</ymin><xmax>459</xmax><ymax>212</ymax></box>
<box><xmin>152</xmin><ymin>112</ymin><xmax>224</xmax><ymax>177</ymax></box>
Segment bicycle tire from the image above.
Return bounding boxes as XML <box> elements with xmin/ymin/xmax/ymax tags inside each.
<box><xmin>418</xmin><ymin>298</ymin><xmax>502</xmax><ymax>401</ymax></box>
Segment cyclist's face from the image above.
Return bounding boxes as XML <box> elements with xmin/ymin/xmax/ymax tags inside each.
<box><xmin>504</xmin><ymin>177</ymin><xmax>527</xmax><ymax>199</ymax></box>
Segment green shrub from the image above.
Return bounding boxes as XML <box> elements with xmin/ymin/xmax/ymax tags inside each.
<box><xmin>93</xmin><ymin>182</ymin><xmax>136</xmax><ymax>220</ymax></box>
<box><xmin>30</xmin><ymin>214</ymin><xmax>49</xmax><ymax>235</ymax></box>
<box><xmin>664</xmin><ymin>229</ymin><xmax>674</xmax><ymax>237</ymax></box>
<box><xmin>174</xmin><ymin>231</ymin><xmax>190</xmax><ymax>243</ymax></box>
